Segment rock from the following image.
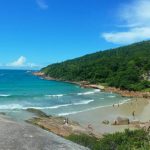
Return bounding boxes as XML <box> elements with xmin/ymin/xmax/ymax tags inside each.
<box><xmin>97</xmin><ymin>85</ymin><xmax>105</xmax><ymax>90</ymax></box>
<box><xmin>0</xmin><ymin>116</ymin><xmax>89</xmax><ymax>150</ymax></box>
<box><xmin>27</xmin><ymin>116</ymin><xmax>90</xmax><ymax>137</ymax></box>
<box><xmin>32</xmin><ymin>72</ymin><xmax>44</xmax><ymax>76</ymax></box>
<box><xmin>0</xmin><ymin>112</ymin><xmax>6</xmax><ymax>115</ymax></box>
<box><xmin>26</xmin><ymin>108</ymin><xmax>49</xmax><ymax>117</ymax></box>
<box><xmin>102</xmin><ymin>120</ymin><xmax>109</xmax><ymax>125</ymax></box>
<box><xmin>130</xmin><ymin>120</ymin><xmax>140</xmax><ymax>125</ymax></box>
<box><xmin>112</xmin><ymin>117</ymin><xmax>130</xmax><ymax>125</ymax></box>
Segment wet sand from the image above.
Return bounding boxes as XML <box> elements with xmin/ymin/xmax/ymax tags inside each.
<box><xmin>68</xmin><ymin>98</ymin><xmax>150</xmax><ymax>134</ymax></box>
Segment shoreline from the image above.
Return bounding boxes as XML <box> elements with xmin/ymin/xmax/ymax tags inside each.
<box><xmin>67</xmin><ymin>98</ymin><xmax>150</xmax><ymax>134</ymax></box>
<box><xmin>30</xmin><ymin>72</ymin><xmax>150</xmax><ymax>135</ymax></box>
<box><xmin>33</xmin><ymin>71</ymin><xmax>150</xmax><ymax>98</ymax></box>
<box><xmin>24</xmin><ymin>97</ymin><xmax>150</xmax><ymax>136</ymax></box>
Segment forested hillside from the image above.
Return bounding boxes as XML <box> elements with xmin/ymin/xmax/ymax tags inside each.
<box><xmin>42</xmin><ymin>41</ymin><xmax>150</xmax><ymax>91</ymax></box>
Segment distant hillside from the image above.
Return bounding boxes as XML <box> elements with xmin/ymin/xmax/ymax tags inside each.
<box><xmin>42</xmin><ymin>41</ymin><xmax>150</xmax><ymax>91</ymax></box>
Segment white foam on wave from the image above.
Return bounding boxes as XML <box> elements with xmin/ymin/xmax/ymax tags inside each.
<box><xmin>58</xmin><ymin>104</ymin><xmax>113</xmax><ymax>116</ymax></box>
<box><xmin>21</xmin><ymin>104</ymin><xmax>73</xmax><ymax>110</ymax></box>
<box><xmin>28</xmin><ymin>100</ymin><xmax>94</xmax><ymax>110</ymax></box>
<box><xmin>77</xmin><ymin>89</ymin><xmax>100</xmax><ymax>96</ymax></box>
<box><xmin>119</xmin><ymin>99</ymin><xmax>131</xmax><ymax>105</ymax></box>
<box><xmin>46</xmin><ymin>104</ymin><xmax>72</xmax><ymax>109</ymax></box>
<box><xmin>73</xmin><ymin>99</ymin><xmax>94</xmax><ymax>105</ymax></box>
<box><xmin>45</xmin><ymin>94</ymin><xmax>64</xmax><ymax>97</ymax></box>
<box><xmin>58</xmin><ymin>112</ymin><xmax>79</xmax><ymax>116</ymax></box>
<box><xmin>58</xmin><ymin>98</ymin><xmax>134</xmax><ymax>116</ymax></box>
<box><xmin>94</xmin><ymin>89</ymin><xmax>101</xmax><ymax>92</ymax></box>
<box><xmin>0</xmin><ymin>99</ymin><xmax>94</xmax><ymax>110</ymax></box>
<box><xmin>0</xmin><ymin>94</ymin><xmax>11</xmax><ymax>97</ymax></box>
<box><xmin>108</xmin><ymin>95</ymin><xmax>116</xmax><ymax>98</ymax></box>
<box><xmin>0</xmin><ymin>104</ymin><xmax>24</xmax><ymax>109</ymax></box>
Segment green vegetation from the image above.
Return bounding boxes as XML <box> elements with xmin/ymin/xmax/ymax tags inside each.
<box><xmin>42</xmin><ymin>41</ymin><xmax>150</xmax><ymax>91</ymax></box>
<box><xmin>67</xmin><ymin>129</ymin><xmax>150</xmax><ymax>150</ymax></box>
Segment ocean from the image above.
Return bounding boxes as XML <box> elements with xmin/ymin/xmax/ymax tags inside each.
<box><xmin>0</xmin><ymin>70</ymin><xmax>129</xmax><ymax>121</ymax></box>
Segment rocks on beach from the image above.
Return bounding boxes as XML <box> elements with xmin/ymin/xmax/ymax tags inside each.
<box><xmin>102</xmin><ymin>120</ymin><xmax>109</xmax><ymax>125</ymax></box>
<box><xmin>27</xmin><ymin>116</ymin><xmax>93</xmax><ymax>137</ymax></box>
<box><xmin>112</xmin><ymin>117</ymin><xmax>130</xmax><ymax>125</ymax></box>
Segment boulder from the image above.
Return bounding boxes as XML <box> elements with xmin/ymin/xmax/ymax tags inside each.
<box><xmin>130</xmin><ymin>120</ymin><xmax>140</xmax><ymax>125</ymax></box>
<box><xmin>112</xmin><ymin>117</ymin><xmax>130</xmax><ymax>125</ymax></box>
<box><xmin>102</xmin><ymin>120</ymin><xmax>109</xmax><ymax>125</ymax></box>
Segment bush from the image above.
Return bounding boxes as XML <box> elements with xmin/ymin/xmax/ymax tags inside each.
<box><xmin>67</xmin><ymin>129</ymin><xmax>150</xmax><ymax>150</ymax></box>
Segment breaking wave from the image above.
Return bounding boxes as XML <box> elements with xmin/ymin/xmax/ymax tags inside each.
<box><xmin>0</xmin><ymin>94</ymin><xmax>11</xmax><ymax>97</ymax></box>
<box><xmin>77</xmin><ymin>89</ymin><xmax>100</xmax><ymax>96</ymax></box>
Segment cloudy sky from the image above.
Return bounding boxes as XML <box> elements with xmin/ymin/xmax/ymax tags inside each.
<box><xmin>0</xmin><ymin>0</ymin><xmax>150</xmax><ymax>69</ymax></box>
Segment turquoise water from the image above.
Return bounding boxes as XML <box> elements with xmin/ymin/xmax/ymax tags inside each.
<box><xmin>0</xmin><ymin>70</ymin><xmax>129</xmax><ymax>120</ymax></box>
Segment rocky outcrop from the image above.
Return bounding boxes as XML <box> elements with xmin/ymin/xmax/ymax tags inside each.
<box><xmin>102</xmin><ymin>120</ymin><xmax>109</xmax><ymax>125</ymax></box>
<box><xmin>112</xmin><ymin>117</ymin><xmax>130</xmax><ymax>125</ymax></box>
<box><xmin>0</xmin><ymin>116</ymin><xmax>89</xmax><ymax>150</ymax></box>
<box><xmin>105</xmin><ymin>87</ymin><xmax>150</xmax><ymax>98</ymax></box>
<box><xmin>27</xmin><ymin>116</ymin><xmax>94</xmax><ymax>138</ymax></box>
<box><xmin>32</xmin><ymin>72</ymin><xmax>45</xmax><ymax>76</ymax></box>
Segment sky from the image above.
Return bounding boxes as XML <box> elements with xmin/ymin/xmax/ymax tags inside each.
<box><xmin>0</xmin><ymin>0</ymin><xmax>150</xmax><ymax>69</ymax></box>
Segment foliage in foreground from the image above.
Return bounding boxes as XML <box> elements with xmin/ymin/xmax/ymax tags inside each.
<box><xmin>66</xmin><ymin>129</ymin><xmax>150</xmax><ymax>150</ymax></box>
<box><xmin>42</xmin><ymin>41</ymin><xmax>150</xmax><ymax>91</ymax></box>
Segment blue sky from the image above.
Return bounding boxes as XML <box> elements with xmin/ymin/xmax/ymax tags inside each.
<box><xmin>0</xmin><ymin>0</ymin><xmax>150</xmax><ymax>69</ymax></box>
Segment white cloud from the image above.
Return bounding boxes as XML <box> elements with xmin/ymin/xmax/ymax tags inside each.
<box><xmin>102</xmin><ymin>27</ymin><xmax>150</xmax><ymax>44</ymax></box>
<box><xmin>7</xmin><ymin>56</ymin><xmax>26</xmax><ymax>67</ymax></box>
<box><xmin>6</xmin><ymin>56</ymin><xmax>41</xmax><ymax>69</ymax></box>
<box><xmin>119</xmin><ymin>0</ymin><xmax>150</xmax><ymax>27</ymax></box>
<box><xmin>36</xmin><ymin>0</ymin><xmax>48</xmax><ymax>10</ymax></box>
<box><xmin>102</xmin><ymin>0</ymin><xmax>150</xmax><ymax>44</ymax></box>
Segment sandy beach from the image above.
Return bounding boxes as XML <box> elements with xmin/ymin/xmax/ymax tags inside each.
<box><xmin>68</xmin><ymin>98</ymin><xmax>150</xmax><ymax>134</ymax></box>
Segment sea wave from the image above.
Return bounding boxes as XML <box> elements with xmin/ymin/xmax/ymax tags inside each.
<box><xmin>58</xmin><ymin>98</ymin><xmax>133</xmax><ymax>116</ymax></box>
<box><xmin>73</xmin><ymin>99</ymin><xmax>94</xmax><ymax>105</ymax></box>
<box><xmin>46</xmin><ymin>104</ymin><xmax>72</xmax><ymax>109</ymax></box>
<box><xmin>45</xmin><ymin>94</ymin><xmax>64</xmax><ymax>97</ymax></box>
<box><xmin>0</xmin><ymin>99</ymin><xmax>94</xmax><ymax>110</ymax></box>
<box><xmin>0</xmin><ymin>104</ymin><xmax>24</xmax><ymax>109</ymax></box>
<box><xmin>119</xmin><ymin>99</ymin><xmax>131</xmax><ymax>105</ymax></box>
<box><xmin>0</xmin><ymin>94</ymin><xmax>11</xmax><ymax>97</ymax></box>
<box><xmin>29</xmin><ymin>100</ymin><xmax>94</xmax><ymax>110</ymax></box>
<box><xmin>58</xmin><ymin>104</ymin><xmax>113</xmax><ymax>116</ymax></box>
<box><xmin>108</xmin><ymin>95</ymin><xmax>116</xmax><ymax>98</ymax></box>
<box><xmin>77</xmin><ymin>89</ymin><xmax>100</xmax><ymax>96</ymax></box>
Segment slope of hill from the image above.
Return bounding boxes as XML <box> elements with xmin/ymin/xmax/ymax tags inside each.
<box><xmin>41</xmin><ymin>41</ymin><xmax>150</xmax><ymax>91</ymax></box>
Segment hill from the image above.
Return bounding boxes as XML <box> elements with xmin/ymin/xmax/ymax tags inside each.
<box><xmin>41</xmin><ymin>41</ymin><xmax>150</xmax><ymax>91</ymax></box>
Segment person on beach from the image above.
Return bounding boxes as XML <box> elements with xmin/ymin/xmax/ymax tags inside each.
<box><xmin>66</xmin><ymin>118</ymin><xmax>69</xmax><ymax>124</ymax></box>
<box><xmin>118</xmin><ymin>103</ymin><xmax>119</xmax><ymax>107</ymax></box>
<box><xmin>113</xmin><ymin>104</ymin><xmax>115</xmax><ymax>107</ymax></box>
<box><xmin>132</xmin><ymin>111</ymin><xmax>135</xmax><ymax>120</ymax></box>
<box><xmin>64</xmin><ymin>118</ymin><xmax>68</xmax><ymax>125</ymax></box>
